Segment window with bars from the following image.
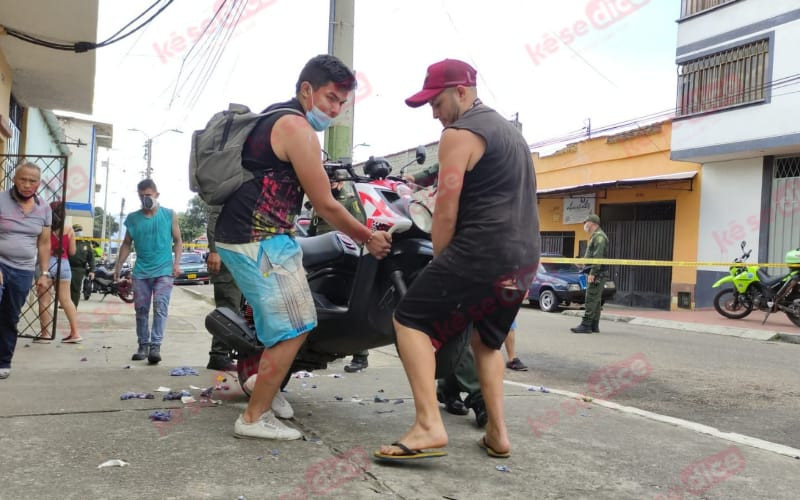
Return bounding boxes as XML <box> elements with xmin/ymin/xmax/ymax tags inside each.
<box><xmin>676</xmin><ymin>38</ymin><xmax>769</xmax><ymax>117</ymax></box>
<box><xmin>680</xmin><ymin>0</ymin><xmax>737</xmax><ymax>18</ymax></box>
<box><xmin>775</xmin><ymin>156</ymin><xmax>800</xmax><ymax>179</ymax></box>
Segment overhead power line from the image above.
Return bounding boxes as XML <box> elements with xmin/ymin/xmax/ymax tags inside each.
<box><xmin>0</xmin><ymin>0</ymin><xmax>174</xmax><ymax>53</ymax></box>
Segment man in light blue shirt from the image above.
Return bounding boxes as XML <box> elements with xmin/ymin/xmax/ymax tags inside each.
<box><xmin>114</xmin><ymin>179</ymin><xmax>182</xmax><ymax>364</ymax></box>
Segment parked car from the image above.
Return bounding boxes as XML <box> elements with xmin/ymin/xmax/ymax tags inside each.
<box><xmin>528</xmin><ymin>259</ymin><xmax>616</xmax><ymax>312</ymax></box>
<box><xmin>175</xmin><ymin>252</ymin><xmax>210</xmax><ymax>285</ymax></box>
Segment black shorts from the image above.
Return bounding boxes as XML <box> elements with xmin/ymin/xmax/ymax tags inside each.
<box><xmin>394</xmin><ymin>258</ymin><xmax>527</xmax><ymax>350</ymax></box>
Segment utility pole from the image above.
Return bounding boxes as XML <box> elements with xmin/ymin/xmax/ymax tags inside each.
<box><xmin>324</xmin><ymin>0</ymin><xmax>355</xmax><ymax>162</ymax></box>
<box><xmin>144</xmin><ymin>138</ymin><xmax>153</xmax><ymax>178</ymax></box>
<box><xmin>119</xmin><ymin>197</ymin><xmax>125</xmax><ymax>259</ymax></box>
<box><xmin>100</xmin><ymin>159</ymin><xmax>110</xmax><ymax>254</ymax></box>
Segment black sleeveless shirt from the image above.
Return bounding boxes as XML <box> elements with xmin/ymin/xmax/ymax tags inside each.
<box><xmin>438</xmin><ymin>104</ymin><xmax>540</xmax><ymax>282</ymax></box>
<box><xmin>216</xmin><ymin>98</ymin><xmax>306</xmax><ymax>244</ymax></box>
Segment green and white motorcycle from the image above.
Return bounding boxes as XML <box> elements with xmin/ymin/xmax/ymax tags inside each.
<box><xmin>712</xmin><ymin>241</ymin><xmax>800</xmax><ymax>327</ymax></box>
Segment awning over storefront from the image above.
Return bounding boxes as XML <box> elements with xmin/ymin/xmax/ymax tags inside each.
<box><xmin>537</xmin><ymin>171</ymin><xmax>697</xmax><ymax>198</ymax></box>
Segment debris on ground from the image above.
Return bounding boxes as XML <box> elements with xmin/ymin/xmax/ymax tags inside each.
<box><xmin>376</xmin><ymin>409</ymin><xmax>394</xmax><ymax>414</ymax></box>
<box><xmin>350</xmin><ymin>396</ymin><xmax>362</xmax><ymax>403</ymax></box>
<box><xmin>97</xmin><ymin>459</ymin><xmax>129</xmax><ymax>468</ymax></box>
<box><xmin>170</xmin><ymin>366</ymin><xmax>199</xmax><ymax>376</ymax></box>
<box><xmin>148</xmin><ymin>410</ymin><xmax>172</xmax><ymax>421</ymax></box>
<box><xmin>163</xmin><ymin>390</ymin><xmax>191</xmax><ymax>401</ymax></box>
<box><xmin>80</xmin><ymin>357</ymin><xmax>88</xmax><ymax>362</ymax></box>
<box><xmin>292</xmin><ymin>370</ymin><xmax>313</xmax><ymax>378</ymax></box>
<box><xmin>303</xmin><ymin>436</ymin><xmax>323</xmax><ymax>444</ymax></box>
<box><xmin>155</xmin><ymin>386</ymin><xmax>171</xmax><ymax>392</ymax></box>
<box><xmin>393</xmin><ymin>399</ymin><xmax>404</xmax><ymax>404</ymax></box>
<box><xmin>200</xmin><ymin>387</ymin><xmax>214</xmax><ymax>398</ymax></box>
<box><xmin>495</xmin><ymin>465</ymin><xmax>510</xmax><ymax>473</ymax></box>
<box><xmin>181</xmin><ymin>396</ymin><xmax>197</xmax><ymax>405</ymax></box>
<box><xmin>335</xmin><ymin>396</ymin><xmax>343</xmax><ymax>401</ymax></box>
<box><xmin>374</xmin><ymin>395</ymin><xmax>389</xmax><ymax>403</ymax></box>
<box><xmin>120</xmin><ymin>392</ymin><xmax>155</xmax><ymax>400</ymax></box>
<box><xmin>123</xmin><ymin>365</ymin><xmax>131</xmax><ymax>369</ymax></box>
<box><xmin>328</xmin><ymin>373</ymin><xmax>344</xmax><ymax>378</ymax></box>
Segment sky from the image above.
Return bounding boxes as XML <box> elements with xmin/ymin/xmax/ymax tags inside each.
<box><xmin>90</xmin><ymin>0</ymin><xmax>679</xmax><ymax>223</ymax></box>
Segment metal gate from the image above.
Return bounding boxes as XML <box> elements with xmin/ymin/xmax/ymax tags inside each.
<box><xmin>768</xmin><ymin>155</ymin><xmax>800</xmax><ymax>277</ymax></box>
<box><xmin>1</xmin><ymin>154</ymin><xmax>69</xmax><ymax>339</ymax></box>
<box><xmin>601</xmin><ymin>201</ymin><xmax>675</xmax><ymax>309</ymax></box>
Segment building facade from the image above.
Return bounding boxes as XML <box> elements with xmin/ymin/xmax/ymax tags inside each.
<box><xmin>670</xmin><ymin>0</ymin><xmax>800</xmax><ymax>306</ymax></box>
<box><xmin>536</xmin><ymin>121</ymin><xmax>702</xmax><ymax>310</ymax></box>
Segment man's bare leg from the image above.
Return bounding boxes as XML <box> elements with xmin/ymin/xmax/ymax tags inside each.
<box><xmin>504</xmin><ymin>327</ymin><xmax>516</xmax><ymax>361</ymax></box>
<box><xmin>472</xmin><ymin>331</ymin><xmax>510</xmax><ymax>454</ymax></box>
<box><xmin>242</xmin><ymin>332</ymin><xmax>308</xmax><ymax>423</ymax></box>
<box><xmin>378</xmin><ymin>320</ymin><xmax>448</xmax><ymax>455</ymax></box>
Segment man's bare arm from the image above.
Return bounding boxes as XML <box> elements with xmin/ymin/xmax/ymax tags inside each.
<box><xmin>431</xmin><ymin>128</ymin><xmax>484</xmax><ymax>255</ymax></box>
<box><xmin>171</xmin><ymin>211</ymin><xmax>183</xmax><ymax>277</ymax></box>
<box><xmin>37</xmin><ymin>227</ymin><xmax>51</xmax><ymax>274</ymax></box>
<box><xmin>114</xmin><ymin>232</ymin><xmax>133</xmax><ymax>280</ymax></box>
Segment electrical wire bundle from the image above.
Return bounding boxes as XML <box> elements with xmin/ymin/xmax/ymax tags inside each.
<box><xmin>0</xmin><ymin>0</ymin><xmax>175</xmax><ymax>53</ymax></box>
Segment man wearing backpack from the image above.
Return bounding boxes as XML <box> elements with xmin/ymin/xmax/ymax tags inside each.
<box><xmin>213</xmin><ymin>54</ymin><xmax>392</xmax><ymax>440</ymax></box>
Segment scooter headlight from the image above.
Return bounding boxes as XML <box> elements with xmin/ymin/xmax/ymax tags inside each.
<box><xmin>408</xmin><ymin>201</ymin><xmax>432</xmax><ymax>233</ymax></box>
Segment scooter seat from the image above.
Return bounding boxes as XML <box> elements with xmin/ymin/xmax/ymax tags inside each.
<box><xmin>757</xmin><ymin>268</ymin><xmax>785</xmax><ymax>288</ymax></box>
<box><xmin>298</xmin><ymin>232</ymin><xmax>348</xmax><ymax>269</ymax></box>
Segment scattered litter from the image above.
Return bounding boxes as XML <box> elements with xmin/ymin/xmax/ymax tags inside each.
<box><xmin>80</xmin><ymin>357</ymin><xmax>88</xmax><ymax>362</ymax></box>
<box><xmin>24</xmin><ymin>344</ymin><xmax>30</xmax><ymax>348</ymax></box>
<box><xmin>328</xmin><ymin>373</ymin><xmax>344</xmax><ymax>378</ymax></box>
<box><xmin>311</xmin><ymin>384</ymin><xmax>317</xmax><ymax>389</ymax></box>
<box><xmin>378</xmin><ymin>389</ymin><xmax>385</xmax><ymax>393</ymax></box>
<box><xmin>155</xmin><ymin>386</ymin><xmax>172</xmax><ymax>392</ymax></box>
<box><xmin>102</xmin><ymin>346</ymin><xmax>112</xmax><ymax>349</ymax></box>
<box><xmin>307</xmin><ymin>412</ymin><xmax>313</xmax><ymax>417</ymax></box>
<box><xmin>334</xmin><ymin>396</ymin><xmax>343</xmax><ymax>401</ymax></box>
<box><xmin>540</xmin><ymin>387</ymin><xmax>550</xmax><ymax>393</ymax></box>
<box><xmin>495</xmin><ymin>465</ymin><xmax>510</xmax><ymax>473</ymax></box>
<box><xmin>97</xmin><ymin>459</ymin><xmax>129</xmax><ymax>469</ymax></box>
<box><xmin>270</xmin><ymin>449</ymin><xmax>280</xmax><ymax>458</ymax></box>
<box><xmin>292</xmin><ymin>371</ymin><xmax>313</xmax><ymax>378</ymax></box>
<box><xmin>255</xmin><ymin>456</ymin><xmax>263</xmax><ymax>461</ymax></box>
<box><xmin>527</xmin><ymin>386</ymin><xmax>550</xmax><ymax>393</ymax></box>
<box><xmin>393</xmin><ymin>399</ymin><xmax>404</xmax><ymax>404</ymax></box>
<box><xmin>374</xmin><ymin>396</ymin><xmax>389</xmax><ymax>403</ymax></box>
<box><xmin>200</xmin><ymin>387</ymin><xmax>214</xmax><ymax>398</ymax></box>
<box><xmin>580</xmin><ymin>413</ymin><xmax>589</xmax><ymax>417</ymax></box>
<box><xmin>303</xmin><ymin>436</ymin><xmax>323</xmax><ymax>444</ymax></box>
<box><xmin>170</xmin><ymin>366</ymin><xmax>199</xmax><ymax>376</ymax></box>
<box><xmin>148</xmin><ymin>410</ymin><xmax>171</xmax><ymax>422</ymax></box>
<box><xmin>181</xmin><ymin>396</ymin><xmax>197</xmax><ymax>405</ymax></box>
<box><xmin>189</xmin><ymin>385</ymin><xmax>202</xmax><ymax>390</ymax></box>
<box><xmin>120</xmin><ymin>392</ymin><xmax>155</xmax><ymax>400</ymax></box>
<box><xmin>163</xmin><ymin>390</ymin><xmax>191</xmax><ymax>401</ymax></box>
<box><xmin>123</xmin><ymin>365</ymin><xmax>131</xmax><ymax>369</ymax></box>
<box><xmin>581</xmin><ymin>395</ymin><xmax>593</xmax><ymax>403</ymax></box>
<box><xmin>376</xmin><ymin>409</ymin><xmax>394</xmax><ymax>414</ymax></box>
<box><xmin>350</xmin><ymin>396</ymin><xmax>363</xmax><ymax>403</ymax></box>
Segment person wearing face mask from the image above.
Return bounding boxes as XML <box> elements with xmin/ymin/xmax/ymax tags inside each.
<box><xmin>68</xmin><ymin>224</ymin><xmax>95</xmax><ymax>308</ymax></box>
<box><xmin>0</xmin><ymin>163</ymin><xmax>53</xmax><ymax>380</ymax></box>
<box><xmin>571</xmin><ymin>214</ymin><xmax>608</xmax><ymax>334</ymax></box>
<box><xmin>213</xmin><ymin>54</ymin><xmax>392</xmax><ymax>440</ymax></box>
<box><xmin>114</xmin><ymin>179</ymin><xmax>182</xmax><ymax>364</ymax></box>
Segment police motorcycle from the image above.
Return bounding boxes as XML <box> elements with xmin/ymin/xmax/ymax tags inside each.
<box><xmin>712</xmin><ymin>241</ymin><xmax>800</xmax><ymax>327</ymax></box>
<box><xmin>205</xmin><ymin>148</ymin><xmax>472</xmax><ymax>394</ymax></box>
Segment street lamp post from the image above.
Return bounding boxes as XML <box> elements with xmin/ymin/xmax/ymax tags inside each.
<box><xmin>128</xmin><ymin>128</ymin><xmax>183</xmax><ymax>178</ymax></box>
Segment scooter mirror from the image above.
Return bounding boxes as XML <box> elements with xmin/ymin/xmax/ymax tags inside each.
<box><xmin>415</xmin><ymin>145</ymin><xmax>426</xmax><ymax>165</ymax></box>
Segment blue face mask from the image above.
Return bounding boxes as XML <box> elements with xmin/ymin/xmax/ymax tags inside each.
<box><xmin>306</xmin><ymin>94</ymin><xmax>333</xmax><ymax>132</ymax></box>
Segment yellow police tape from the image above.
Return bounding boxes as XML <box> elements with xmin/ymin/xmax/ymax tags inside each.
<box><xmin>540</xmin><ymin>257</ymin><xmax>792</xmax><ymax>269</ymax></box>
<box><xmin>76</xmin><ymin>237</ymin><xmax>208</xmax><ymax>249</ymax></box>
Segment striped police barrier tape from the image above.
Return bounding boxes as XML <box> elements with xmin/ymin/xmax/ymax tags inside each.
<box><xmin>540</xmin><ymin>257</ymin><xmax>792</xmax><ymax>269</ymax></box>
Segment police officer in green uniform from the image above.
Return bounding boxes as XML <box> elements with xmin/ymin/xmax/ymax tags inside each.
<box><xmin>206</xmin><ymin>206</ymin><xmax>241</xmax><ymax>370</ymax></box>
<box><xmin>572</xmin><ymin>214</ymin><xmax>608</xmax><ymax>334</ymax></box>
<box><xmin>68</xmin><ymin>224</ymin><xmax>95</xmax><ymax>308</ymax></box>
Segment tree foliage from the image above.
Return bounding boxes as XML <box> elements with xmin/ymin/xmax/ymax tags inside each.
<box><xmin>93</xmin><ymin>206</ymin><xmax>119</xmax><ymax>238</ymax></box>
<box><xmin>178</xmin><ymin>195</ymin><xmax>209</xmax><ymax>243</ymax></box>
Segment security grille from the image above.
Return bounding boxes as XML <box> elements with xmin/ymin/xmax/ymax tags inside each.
<box><xmin>1</xmin><ymin>154</ymin><xmax>69</xmax><ymax>339</ymax></box>
<box><xmin>768</xmin><ymin>156</ymin><xmax>800</xmax><ymax>276</ymax></box>
<box><xmin>681</xmin><ymin>0</ymin><xmax>737</xmax><ymax>18</ymax></box>
<box><xmin>677</xmin><ymin>38</ymin><xmax>769</xmax><ymax>116</ymax></box>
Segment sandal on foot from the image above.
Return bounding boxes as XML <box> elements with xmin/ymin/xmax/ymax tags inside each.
<box><xmin>61</xmin><ymin>337</ymin><xmax>83</xmax><ymax>344</ymax></box>
<box><xmin>478</xmin><ymin>436</ymin><xmax>510</xmax><ymax>458</ymax></box>
<box><xmin>373</xmin><ymin>441</ymin><xmax>447</xmax><ymax>462</ymax></box>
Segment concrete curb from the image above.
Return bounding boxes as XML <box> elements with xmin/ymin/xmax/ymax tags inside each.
<box><xmin>178</xmin><ymin>285</ymin><xmax>215</xmax><ymax>306</ymax></box>
<box><xmin>561</xmin><ymin>309</ymin><xmax>792</xmax><ymax>342</ymax></box>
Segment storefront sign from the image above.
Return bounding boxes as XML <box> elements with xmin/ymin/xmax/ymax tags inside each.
<box><xmin>563</xmin><ymin>196</ymin><xmax>595</xmax><ymax>224</ymax></box>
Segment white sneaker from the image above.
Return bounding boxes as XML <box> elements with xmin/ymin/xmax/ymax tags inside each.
<box><xmin>234</xmin><ymin>411</ymin><xmax>302</xmax><ymax>440</ymax></box>
<box><xmin>272</xmin><ymin>392</ymin><xmax>294</xmax><ymax>419</ymax></box>
<box><xmin>0</xmin><ymin>368</ymin><xmax>10</xmax><ymax>379</ymax></box>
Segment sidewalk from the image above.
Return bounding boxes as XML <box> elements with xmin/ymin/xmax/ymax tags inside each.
<box><xmin>1</xmin><ymin>288</ymin><xmax>799</xmax><ymax>499</ymax></box>
<box><xmin>563</xmin><ymin>304</ymin><xmax>800</xmax><ymax>344</ymax></box>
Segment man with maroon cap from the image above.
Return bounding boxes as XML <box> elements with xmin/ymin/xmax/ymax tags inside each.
<box><xmin>375</xmin><ymin>59</ymin><xmax>540</xmax><ymax>461</ymax></box>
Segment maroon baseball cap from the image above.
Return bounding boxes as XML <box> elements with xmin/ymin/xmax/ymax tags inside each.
<box><xmin>405</xmin><ymin>59</ymin><xmax>477</xmax><ymax>108</ymax></box>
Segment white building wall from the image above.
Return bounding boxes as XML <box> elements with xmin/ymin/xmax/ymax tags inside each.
<box><xmin>24</xmin><ymin>108</ymin><xmax>62</xmax><ymax>157</ymax></box>
<box><xmin>696</xmin><ymin>158</ymin><xmax>764</xmax><ymax>267</ymax></box>
<box><xmin>672</xmin><ymin>15</ymin><xmax>800</xmax><ymax>154</ymax></box>
<box><xmin>57</xmin><ymin>117</ymin><xmax>97</xmax><ymax>215</ymax></box>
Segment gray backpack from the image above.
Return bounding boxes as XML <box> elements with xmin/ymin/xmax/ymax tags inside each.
<box><xmin>189</xmin><ymin>103</ymin><xmax>303</xmax><ymax>205</ymax></box>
